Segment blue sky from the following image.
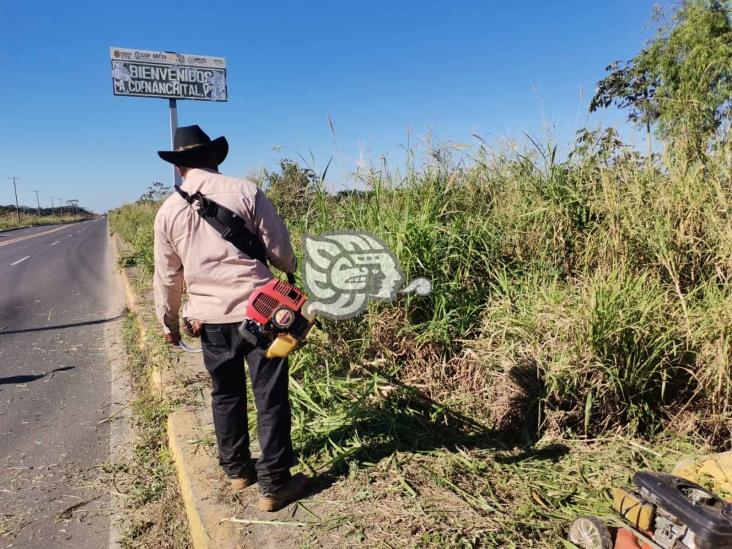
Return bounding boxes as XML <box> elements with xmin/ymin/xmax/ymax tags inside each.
<box><xmin>0</xmin><ymin>0</ymin><xmax>665</xmax><ymax>212</ymax></box>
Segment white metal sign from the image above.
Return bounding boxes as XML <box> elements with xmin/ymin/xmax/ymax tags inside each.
<box><xmin>110</xmin><ymin>47</ymin><xmax>227</xmax><ymax>101</ymax></box>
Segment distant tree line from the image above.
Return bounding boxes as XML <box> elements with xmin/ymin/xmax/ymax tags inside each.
<box><xmin>0</xmin><ymin>204</ymin><xmax>92</xmax><ymax>216</ymax></box>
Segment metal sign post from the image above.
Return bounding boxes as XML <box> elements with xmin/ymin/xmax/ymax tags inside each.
<box><xmin>168</xmin><ymin>99</ymin><xmax>182</xmax><ymax>186</ymax></box>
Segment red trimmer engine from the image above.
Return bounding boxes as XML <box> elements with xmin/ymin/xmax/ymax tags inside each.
<box><xmin>238</xmin><ymin>278</ymin><xmax>316</xmax><ymax>358</ymax></box>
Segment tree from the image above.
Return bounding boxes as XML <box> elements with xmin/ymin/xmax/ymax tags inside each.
<box><xmin>67</xmin><ymin>199</ymin><xmax>80</xmax><ymax>215</ymax></box>
<box><xmin>589</xmin><ymin>60</ymin><xmax>659</xmax><ymax>156</ymax></box>
<box><xmin>262</xmin><ymin>160</ymin><xmax>318</xmax><ymax>220</ymax></box>
<box><xmin>591</xmin><ymin>0</ymin><xmax>732</xmax><ymax>157</ymax></box>
<box><xmin>138</xmin><ymin>181</ymin><xmax>171</xmax><ymax>203</ymax></box>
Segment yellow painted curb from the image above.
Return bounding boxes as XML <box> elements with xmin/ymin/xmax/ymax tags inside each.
<box><xmin>168</xmin><ymin>409</ymin><xmax>241</xmax><ymax>549</ymax></box>
<box><xmin>168</xmin><ymin>410</ymin><xmax>212</xmax><ymax>549</ymax></box>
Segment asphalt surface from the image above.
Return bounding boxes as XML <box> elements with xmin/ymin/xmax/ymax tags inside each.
<box><xmin>0</xmin><ymin>219</ymin><xmax>122</xmax><ymax>547</ymax></box>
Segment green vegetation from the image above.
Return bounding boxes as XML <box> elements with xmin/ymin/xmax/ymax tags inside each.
<box><xmin>109</xmin><ymin>200</ymin><xmax>157</xmax><ymax>273</ymax></box>
<box><xmin>110</xmin><ymin>130</ymin><xmax>730</xmax><ymax>544</ymax></box>
<box><xmin>0</xmin><ymin>211</ymin><xmax>93</xmax><ymax>231</ymax></box>
<box><xmin>275</xmin><ymin>129</ymin><xmax>730</xmax><ymax>440</ymax></box>
<box><xmin>108</xmin><ymin>1</ymin><xmax>731</xmax><ymax>545</ymax></box>
<box><xmin>591</xmin><ymin>0</ymin><xmax>732</xmax><ymax>158</ymax></box>
<box><xmin>300</xmin><ymin>437</ymin><xmax>692</xmax><ymax>547</ymax></box>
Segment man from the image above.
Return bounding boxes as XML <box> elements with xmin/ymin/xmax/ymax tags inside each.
<box><xmin>153</xmin><ymin>125</ymin><xmax>306</xmax><ymax>512</ymax></box>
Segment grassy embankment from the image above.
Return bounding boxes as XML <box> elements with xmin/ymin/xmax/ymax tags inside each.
<box><xmin>0</xmin><ymin>212</ymin><xmax>92</xmax><ymax>231</ymax></box>
<box><xmin>108</xmin><ymin>132</ymin><xmax>730</xmax><ymax>546</ymax></box>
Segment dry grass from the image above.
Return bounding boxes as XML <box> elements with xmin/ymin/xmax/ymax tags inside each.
<box><xmin>0</xmin><ymin>513</ymin><xmax>23</xmax><ymax>540</ymax></box>
<box><xmin>0</xmin><ymin>212</ymin><xmax>91</xmax><ymax>231</ymax></box>
<box><xmin>299</xmin><ymin>435</ymin><xmax>696</xmax><ymax>547</ymax></box>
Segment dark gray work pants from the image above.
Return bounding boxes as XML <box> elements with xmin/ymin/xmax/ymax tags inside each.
<box><xmin>200</xmin><ymin>322</ymin><xmax>293</xmax><ymax>492</ymax></box>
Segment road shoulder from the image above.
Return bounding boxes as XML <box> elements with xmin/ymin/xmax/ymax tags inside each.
<box><xmin>107</xmin><ymin>232</ymin><xmax>191</xmax><ymax>547</ymax></box>
<box><xmin>105</xmin><ymin>226</ymin><xmax>133</xmax><ymax>548</ymax></box>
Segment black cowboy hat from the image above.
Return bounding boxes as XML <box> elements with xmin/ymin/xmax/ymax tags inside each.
<box><xmin>157</xmin><ymin>125</ymin><xmax>228</xmax><ymax>166</ymax></box>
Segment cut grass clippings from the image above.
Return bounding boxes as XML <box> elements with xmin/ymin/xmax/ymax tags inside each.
<box><xmin>0</xmin><ymin>513</ymin><xmax>21</xmax><ymax>540</ymax></box>
<box><xmin>301</xmin><ymin>436</ymin><xmax>696</xmax><ymax>547</ymax></box>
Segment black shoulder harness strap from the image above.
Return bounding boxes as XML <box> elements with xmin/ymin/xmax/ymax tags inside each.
<box><xmin>175</xmin><ymin>185</ymin><xmax>268</xmax><ymax>265</ymax></box>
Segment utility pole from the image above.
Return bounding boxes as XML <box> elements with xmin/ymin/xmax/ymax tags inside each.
<box><xmin>33</xmin><ymin>190</ymin><xmax>41</xmax><ymax>217</ymax></box>
<box><xmin>50</xmin><ymin>196</ymin><xmax>55</xmax><ymax>216</ymax></box>
<box><xmin>8</xmin><ymin>177</ymin><xmax>20</xmax><ymax>224</ymax></box>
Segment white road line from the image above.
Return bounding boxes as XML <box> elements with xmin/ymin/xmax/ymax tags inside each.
<box><xmin>51</xmin><ymin>240</ymin><xmax>60</xmax><ymax>246</ymax></box>
<box><xmin>11</xmin><ymin>256</ymin><xmax>30</xmax><ymax>266</ymax></box>
<box><xmin>0</xmin><ymin>224</ymin><xmax>69</xmax><ymax>249</ymax></box>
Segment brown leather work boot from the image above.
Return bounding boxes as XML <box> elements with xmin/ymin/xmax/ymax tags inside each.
<box><xmin>230</xmin><ymin>475</ymin><xmax>254</xmax><ymax>491</ymax></box>
<box><xmin>229</xmin><ymin>464</ymin><xmax>257</xmax><ymax>491</ymax></box>
<box><xmin>257</xmin><ymin>473</ymin><xmax>307</xmax><ymax>512</ymax></box>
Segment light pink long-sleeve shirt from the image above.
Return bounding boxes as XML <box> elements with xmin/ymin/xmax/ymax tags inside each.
<box><xmin>153</xmin><ymin>168</ymin><xmax>296</xmax><ymax>335</ymax></box>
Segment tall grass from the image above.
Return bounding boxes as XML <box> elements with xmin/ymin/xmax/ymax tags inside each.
<box><xmin>268</xmin><ymin>134</ymin><xmax>729</xmax><ymax>445</ymax></box>
<box><xmin>109</xmin><ymin>201</ymin><xmax>157</xmax><ymax>273</ymax></box>
<box><xmin>110</xmin><ymin>132</ymin><xmax>732</xmax><ymax>441</ymax></box>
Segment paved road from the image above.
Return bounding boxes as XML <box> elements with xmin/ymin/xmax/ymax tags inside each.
<box><xmin>0</xmin><ymin>219</ymin><xmax>123</xmax><ymax>547</ymax></box>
